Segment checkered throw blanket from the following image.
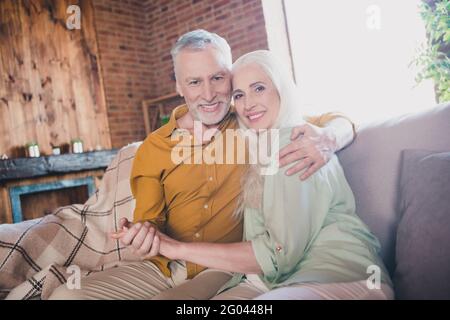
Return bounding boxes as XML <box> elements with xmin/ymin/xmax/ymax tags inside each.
<box><xmin>0</xmin><ymin>142</ymin><xmax>142</xmax><ymax>299</ymax></box>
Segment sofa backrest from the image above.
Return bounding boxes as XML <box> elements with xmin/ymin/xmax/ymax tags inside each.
<box><xmin>337</xmin><ymin>103</ymin><xmax>450</xmax><ymax>274</ymax></box>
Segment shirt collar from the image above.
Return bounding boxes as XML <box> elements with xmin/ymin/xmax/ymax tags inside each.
<box><xmin>156</xmin><ymin>105</ymin><xmax>189</xmax><ymax>138</ymax></box>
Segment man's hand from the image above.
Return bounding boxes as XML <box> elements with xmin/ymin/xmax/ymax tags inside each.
<box><xmin>110</xmin><ymin>218</ymin><xmax>160</xmax><ymax>259</ymax></box>
<box><xmin>279</xmin><ymin>123</ymin><xmax>337</xmax><ymax>180</ymax></box>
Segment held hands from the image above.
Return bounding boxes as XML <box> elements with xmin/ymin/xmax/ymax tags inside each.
<box><xmin>279</xmin><ymin>123</ymin><xmax>337</xmax><ymax>180</ymax></box>
<box><xmin>110</xmin><ymin>218</ymin><xmax>161</xmax><ymax>259</ymax></box>
<box><xmin>110</xmin><ymin>218</ymin><xmax>178</xmax><ymax>260</ymax></box>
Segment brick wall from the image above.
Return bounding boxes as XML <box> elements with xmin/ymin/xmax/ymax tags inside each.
<box><xmin>93</xmin><ymin>0</ymin><xmax>153</xmax><ymax>148</ymax></box>
<box><xmin>94</xmin><ymin>0</ymin><xmax>268</xmax><ymax>148</ymax></box>
<box><xmin>144</xmin><ymin>0</ymin><xmax>269</xmax><ymax>97</ymax></box>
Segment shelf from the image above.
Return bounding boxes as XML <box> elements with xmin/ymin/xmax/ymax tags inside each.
<box><xmin>0</xmin><ymin>149</ymin><xmax>119</xmax><ymax>183</ymax></box>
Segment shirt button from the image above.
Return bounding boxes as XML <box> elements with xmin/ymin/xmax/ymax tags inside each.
<box><xmin>209</xmin><ymin>177</ymin><xmax>213</xmax><ymax>181</ymax></box>
<box><xmin>194</xmin><ymin>233</ymin><xmax>200</xmax><ymax>238</ymax></box>
<box><xmin>204</xmin><ymin>204</ymin><xmax>208</xmax><ymax>209</ymax></box>
<box><xmin>276</xmin><ymin>245</ymin><xmax>283</xmax><ymax>252</ymax></box>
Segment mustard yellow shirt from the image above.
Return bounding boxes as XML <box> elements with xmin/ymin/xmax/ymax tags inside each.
<box><xmin>130</xmin><ymin>104</ymin><xmax>349</xmax><ymax>279</ymax></box>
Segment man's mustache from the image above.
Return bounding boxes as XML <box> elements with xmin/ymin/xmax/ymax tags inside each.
<box><xmin>198</xmin><ymin>101</ymin><xmax>226</xmax><ymax>107</ymax></box>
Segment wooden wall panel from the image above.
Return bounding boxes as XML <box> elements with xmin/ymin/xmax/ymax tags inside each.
<box><xmin>0</xmin><ymin>0</ymin><xmax>111</xmax><ymax>157</ymax></box>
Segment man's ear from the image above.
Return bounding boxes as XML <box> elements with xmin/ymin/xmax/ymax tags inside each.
<box><xmin>176</xmin><ymin>82</ymin><xmax>183</xmax><ymax>97</ymax></box>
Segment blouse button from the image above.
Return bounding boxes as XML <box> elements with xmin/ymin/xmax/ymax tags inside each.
<box><xmin>276</xmin><ymin>245</ymin><xmax>282</xmax><ymax>252</ymax></box>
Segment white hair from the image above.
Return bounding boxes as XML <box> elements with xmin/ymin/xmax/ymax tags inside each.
<box><xmin>232</xmin><ymin>50</ymin><xmax>305</xmax><ymax>218</ymax></box>
<box><xmin>171</xmin><ymin>29</ymin><xmax>232</xmax><ymax>75</ymax></box>
<box><xmin>232</xmin><ymin>50</ymin><xmax>304</xmax><ymax>129</ymax></box>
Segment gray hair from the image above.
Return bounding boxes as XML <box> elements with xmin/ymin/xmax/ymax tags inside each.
<box><xmin>170</xmin><ymin>29</ymin><xmax>233</xmax><ymax>75</ymax></box>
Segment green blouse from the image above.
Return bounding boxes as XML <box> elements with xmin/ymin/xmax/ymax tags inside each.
<box><xmin>220</xmin><ymin>128</ymin><xmax>392</xmax><ymax>293</ymax></box>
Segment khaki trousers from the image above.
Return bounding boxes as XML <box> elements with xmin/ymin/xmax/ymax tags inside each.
<box><xmin>48</xmin><ymin>260</ymin><xmax>232</xmax><ymax>300</ymax></box>
<box><xmin>49</xmin><ymin>260</ymin><xmax>394</xmax><ymax>300</ymax></box>
<box><xmin>212</xmin><ymin>277</ymin><xmax>395</xmax><ymax>300</ymax></box>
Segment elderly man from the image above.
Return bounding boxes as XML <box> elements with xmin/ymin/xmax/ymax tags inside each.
<box><xmin>49</xmin><ymin>29</ymin><xmax>355</xmax><ymax>300</ymax></box>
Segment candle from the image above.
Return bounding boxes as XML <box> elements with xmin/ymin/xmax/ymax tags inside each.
<box><xmin>26</xmin><ymin>142</ymin><xmax>40</xmax><ymax>158</ymax></box>
<box><xmin>71</xmin><ymin>139</ymin><xmax>84</xmax><ymax>153</ymax></box>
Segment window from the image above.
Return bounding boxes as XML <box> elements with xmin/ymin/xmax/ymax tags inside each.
<box><xmin>263</xmin><ymin>0</ymin><xmax>436</xmax><ymax>124</ymax></box>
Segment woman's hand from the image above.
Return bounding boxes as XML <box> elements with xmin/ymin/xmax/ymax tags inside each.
<box><xmin>157</xmin><ymin>231</ymin><xmax>181</xmax><ymax>260</ymax></box>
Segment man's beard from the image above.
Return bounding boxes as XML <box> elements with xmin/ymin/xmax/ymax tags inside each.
<box><xmin>192</xmin><ymin>101</ymin><xmax>230</xmax><ymax>126</ymax></box>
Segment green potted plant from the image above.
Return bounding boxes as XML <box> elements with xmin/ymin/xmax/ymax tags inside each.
<box><xmin>413</xmin><ymin>0</ymin><xmax>450</xmax><ymax>103</ymax></box>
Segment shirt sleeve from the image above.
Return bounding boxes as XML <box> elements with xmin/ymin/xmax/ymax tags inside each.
<box><xmin>130</xmin><ymin>139</ymin><xmax>166</xmax><ymax>230</ymax></box>
<box><xmin>250</xmin><ymin>130</ymin><xmax>333</xmax><ymax>283</ymax></box>
<box><xmin>305</xmin><ymin>112</ymin><xmax>356</xmax><ymax>138</ymax></box>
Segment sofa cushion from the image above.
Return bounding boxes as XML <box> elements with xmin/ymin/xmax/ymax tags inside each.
<box><xmin>393</xmin><ymin>149</ymin><xmax>450</xmax><ymax>299</ymax></box>
<box><xmin>337</xmin><ymin>103</ymin><xmax>450</xmax><ymax>274</ymax></box>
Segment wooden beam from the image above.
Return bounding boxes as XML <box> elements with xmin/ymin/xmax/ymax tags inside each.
<box><xmin>0</xmin><ymin>149</ymin><xmax>118</xmax><ymax>182</ymax></box>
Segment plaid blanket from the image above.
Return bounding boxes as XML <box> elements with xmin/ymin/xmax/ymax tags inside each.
<box><xmin>0</xmin><ymin>142</ymin><xmax>142</xmax><ymax>300</ymax></box>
